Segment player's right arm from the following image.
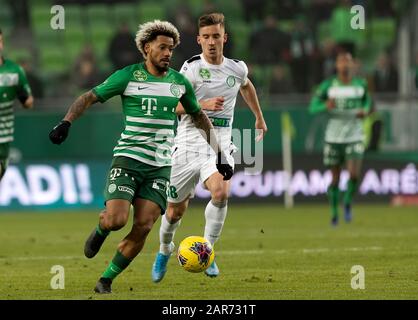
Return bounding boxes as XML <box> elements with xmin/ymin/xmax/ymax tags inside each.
<box><xmin>180</xmin><ymin>76</ymin><xmax>233</xmax><ymax>180</ymax></box>
<box><xmin>16</xmin><ymin>64</ymin><xmax>34</xmax><ymax>109</ymax></box>
<box><xmin>49</xmin><ymin>68</ymin><xmax>128</xmax><ymax>145</ymax></box>
<box><xmin>309</xmin><ymin>79</ymin><xmax>333</xmax><ymax>114</ymax></box>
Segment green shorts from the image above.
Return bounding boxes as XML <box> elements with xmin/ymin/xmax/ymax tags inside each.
<box><xmin>0</xmin><ymin>143</ymin><xmax>10</xmax><ymax>180</ymax></box>
<box><xmin>323</xmin><ymin>141</ymin><xmax>365</xmax><ymax>167</ymax></box>
<box><xmin>103</xmin><ymin>156</ymin><xmax>171</xmax><ymax>214</ymax></box>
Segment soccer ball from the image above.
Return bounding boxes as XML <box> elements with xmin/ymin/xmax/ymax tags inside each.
<box><xmin>177</xmin><ymin>236</ymin><xmax>215</xmax><ymax>273</ymax></box>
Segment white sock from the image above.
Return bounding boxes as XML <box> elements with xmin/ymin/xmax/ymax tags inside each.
<box><xmin>204</xmin><ymin>200</ymin><xmax>227</xmax><ymax>246</ymax></box>
<box><xmin>159</xmin><ymin>214</ymin><xmax>180</xmax><ymax>255</ymax></box>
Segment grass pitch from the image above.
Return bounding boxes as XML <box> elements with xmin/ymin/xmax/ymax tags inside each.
<box><xmin>0</xmin><ymin>204</ymin><xmax>417</xmax><ymax>300</ymax></box>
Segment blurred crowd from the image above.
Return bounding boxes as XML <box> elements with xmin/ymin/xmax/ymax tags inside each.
<box><xmin>2</xmin><ymin>0</ymin><xmax>415</xmax><ymax>100</ymax></box>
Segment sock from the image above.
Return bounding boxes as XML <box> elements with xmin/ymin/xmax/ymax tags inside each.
<box><xmin>159</xmin><ymin>214</ymin><xmax>180</xmax><ymax>255</ymax></box>
<box><xmin>102</xmin><ymin>250</ymin><xmax>132</xmax><ymax>280</ymax></box>
<box><xmin>96</xmin><ymin>224</ymin><xmax>110</xmax><ymax>237</ymax></box>
<box><xmin>344</xmin><ymin>178</ymin><xmax>358</xmax><ymax>206</ymax></box>
<box><xmin>204</xmin><ymin>200</ymin><xmax>227</xmax><ymax>246</ymax></box>
<box><xmin>327</xmin><ymin>185</ymin><xmax>339</xmax><ymax>220</ymax></box>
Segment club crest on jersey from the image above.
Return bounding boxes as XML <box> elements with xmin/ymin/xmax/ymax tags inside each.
<box><xmin>170</xmin><ymin>83</ymin><xmax>182</xmax><ymax>98</ymax></box>
<box><xmin>133</xmin><ymin>70</ymin><xmax>147</xmax><ymax>81</ymax></box>
<box><xmin>226</xmin><ymin>75</ymin><xmax>236</xmax><ymax>87</ymax></box>
<box><xmin>199</xmin><ymin>68</ymin><xmax>211</xmax><ymax>80</ymax></box>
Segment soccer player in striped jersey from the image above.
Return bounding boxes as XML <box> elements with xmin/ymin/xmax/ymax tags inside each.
<box><xmin>49</xmin><ymin>20</ymin><xmax>232</xmax><ymax>294</ymax></box>
<box><xmin>152</xmin><ymin>13</ymin><xmax>267</xmax><ymax>282</ymax></box>
<box><xmin>0</xmin><ymin>28</ymin><xmax>34</xmax><ymax>181</ymax></box>
<box><xmin>309</xmin><ymin>52</ymin><xmax>372</xmax><ymax>226</ymax></box>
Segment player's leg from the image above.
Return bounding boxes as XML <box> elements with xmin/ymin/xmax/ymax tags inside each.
<box><xmin>95</xmin><ymin>198</ymin><xmax>161</xmax><ymax>293</ymax></box>
<box><xmin>343</xmin><ymin>142</ymin><xmax>364</xmax><ymax>222</ymax></box>
<box><xmin>328</xmin><ymin>166</ymin><xmax>341</xmax><ymax>226</ymax></box>
<box><xmin>200</xmin><ymin>149</ymin><xmax>233</xmax><ymax>277</ymax></box>
<box><xmin>84</xmin><ymin>199</ymin><xmax>131</xmax><ymax>258</ymax></box>
<box><xmin>84</xmin><ymin>161</ymin><xmax>136</xmax><ymax>258</ymax></box>
<box><xmin>324</xmin><ymin>142</ymin><xmax>343</xmax><ymax>226</ymax></box>
<box><xmin>0</xmin><ymin>143</ymin><xmax>10</xmax><ymax>181</ymax></box>
<box><xmin>152</xmin><ymin>199</ymin><xmax>189</xmax><ymax>282</ymax></box>
<box><xmin>0</xmin><ymin>158</ymin><xmax>9</xmax><ymax>181</ymax></box>
<box><xmin>152</xmin><ymin>149</ymin><xmax>199</xmax><ymax>282</ymax></box>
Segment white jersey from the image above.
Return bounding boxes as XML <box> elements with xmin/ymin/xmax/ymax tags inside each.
<box><xmin>175</xmin><ymin>54</ymin><xmax>248</xmax><ymax>154</ymax></box>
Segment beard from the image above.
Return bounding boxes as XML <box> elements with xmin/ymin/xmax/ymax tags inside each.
<box><xmin>151</xmin><ymin>56</ymin><xmax>170</xmax><ymax>73</ymax></box>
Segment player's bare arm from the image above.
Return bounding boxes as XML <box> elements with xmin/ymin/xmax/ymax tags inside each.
<box><xmin>63</xmin><ymin>90</ymin><xmax>99</xmax><ymax>123</ymax></box>
<box><xmin>22</xmin><ymin>95</ymin><xmax>34</xmax><ymax>109</ymax></box>
<box><xmin>190</xmin><ymin>109</ymin><xmax>220</xmax><ymax>153</ymax></box>
<box><xmin>175</xmin><ymin>97</ymin><xmax>224</xmax><ymax>115</ymax></box>
<box><xmin>49</xmin><ymin>90</ymin><xmax>98</xmax><ymax>144</ymax></box>
<box><xmin>239</xmin><ymin>79</ymin><xmax>268</xmax><ymax>141</ymax></box>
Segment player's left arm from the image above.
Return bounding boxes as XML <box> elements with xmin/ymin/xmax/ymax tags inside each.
<box><xmin>16</xmin><ymin>66</ymin><xmax>34</xmax><ymax>109</ymax></box>
<box><xmin>356</xmin><ymin>80</ymin><xmax>373</xmax><ymax>119</ymax></box>
<box><xmin>239</xmin><ymin>78</ymin><xmax>268</xmax><ymax>142</ymax></box>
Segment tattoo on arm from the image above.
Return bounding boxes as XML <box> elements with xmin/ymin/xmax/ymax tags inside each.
<box><xmin>63</xmin><ymin>90</ymin><xmax>98</xmax><ymax>122</ymax></box>
<box><xmin>190</xmin><ymin>110</ymin><xmax>220</xmax><ymax>153</ymax></box>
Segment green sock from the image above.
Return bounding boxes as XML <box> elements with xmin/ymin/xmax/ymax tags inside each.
<box><xmin>96</xmin><ymin>224</ymin><xmax>110</xmax><ymax>237</ymax></box>
<box><xmin>102</xmin><ymin>250</ymin><xmax>133</xmax><ymax>280</ymax></box>
<box><xmin>328</xmin><ymin>185</ymin><xmax>340</xmax><ymax>219</ymax></box>
<box><xmin>344</xmin><ymin>179</ymin><xmax>358</xmax><ymax>206</ymax></box>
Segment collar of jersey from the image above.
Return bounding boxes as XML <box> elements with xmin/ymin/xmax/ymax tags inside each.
<box><xmin>200</xmin><ymin>54</ymin><xmax>226</xmax><ymax>69</ymax></box>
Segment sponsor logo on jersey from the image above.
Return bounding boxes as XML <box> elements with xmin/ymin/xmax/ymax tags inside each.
<box><xmin>226</xmin><ymin>75</ymin><xmax>236</xmax><ymax>87</ymax></box>
<box><xmin>170</xmin><ymin>83</ymin><xmax>182</xmax><ymax>98</ymax></box>
<box><xmin>199</xmin><ymin>68</ymin><xmax>211</xmax><ymax>80</ymax></box>
<box><xmin>108</xmin><ymin>183</ymin><xmax>117</xmax><ymax>193</ymax></box>
<box><xmin>118</xmin><ymin>186</ymin><xmax>134</xmax><ymax>196</ymax></box>
<box><xmin>133</xmin><ymin>70</ymin><xmax>147</xmax><ymax>81</ymax></box>
<box><xmin>152</xmin><ymin>179</ymin><xmax>169</xmax><ymax>192</ymax></box>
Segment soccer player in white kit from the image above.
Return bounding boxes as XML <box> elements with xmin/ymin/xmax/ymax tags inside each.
<box><xmin>152</xmin><ymin>13</ymin><xmax>267</xmax><ymax>282</ymax></box>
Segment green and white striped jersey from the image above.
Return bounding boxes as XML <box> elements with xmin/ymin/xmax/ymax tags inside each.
<box><xmin>309</xmin><ymin>76</ymin><xmax>371</xmax><ymax>143</ymax></box>
<box><xmin>0</xmin><ymin>58</ymin><xmax>31</xmax><ymax>143</ymax></box>
<box><xmin>93</xmin><ymin>62</ymin><xmax>201</xmax><ymax>167</ymax></box>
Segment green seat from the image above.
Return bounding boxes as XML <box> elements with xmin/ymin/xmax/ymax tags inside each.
<box><xmin>40</xmin><ymin>45</ymin><xmax>69</xmax><ymax>74</ymax></box>
<box><xmin>370</xmin><ymin>18</ymin><xmax>396</xmax><ymax>50</ymax></box>
<box><xmin>114</xmin><ymin>3</ymin><xmax>136</xmax><ymax>26</ymax></box>
<box><xmin>31</xmin><ymin>5</ymin><xmax>53</xmax><ymax>33</ymax></box>
<box><xmin>86</xmin><ymin>4</ymin><xmax>110</xmax><ymax>24</ymax></box>
<box><xmin>228</xmin><ymin>22</ymin><xmax>250</xmax><ymax>60</ymax></box>
<box><xmin>137</xmin><ymin>3</ymin><xmax>166</xmax><ymax>23</ymax></box>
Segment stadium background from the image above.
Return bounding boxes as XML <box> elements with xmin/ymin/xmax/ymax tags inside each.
<box><xmin>0</xmin><ymin>0</ymin><xmax>417</xmax><ymax>209</ymax></box>
<box><xmin>0</xmin><ymin>0</ymin><xmax>418</xmax><ymax>301</ymax></box>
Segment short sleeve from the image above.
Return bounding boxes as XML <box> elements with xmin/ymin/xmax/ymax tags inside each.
<box><xmin>238</xmin><ymin>60</ymin><xmax>249</xmax><ymax>87</ymax></box>
<box><xmin>17</xmin><ymin>65</ymin><xmax>32</xmax><ymax>96</ymax></box>
<box><xmin>179</xmin><ymin>61</ymin><xmax>196</xmax><ymax>87</ymax></box>
<box><xmin>92</xmin><ymin>69</ymin><xmax>129</xmax><ymax>102</ymax></box>
<box><xmin>179</xmin><ymin>76</ymin><xmax>201</xmax><ymax>114</ymax></box>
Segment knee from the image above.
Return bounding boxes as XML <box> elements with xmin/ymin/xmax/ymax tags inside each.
<box><xmin>132</xmin><ymin>219</ymin><xmax>154</xmax><ymax>238</ymax></box>
<box><xmin>167</xmin><ymin>203</ymin><xmax>186</xmax><ymax>223</ymax></box>
<box><xmin>100</xmin><ymin>209</ymin><xmax>128</xmax><ymax>231</ymax></box>
<box><xmin>211</xmin><ymin>187</ymin><xmax>229</xmax><ymax>203</ymax></box>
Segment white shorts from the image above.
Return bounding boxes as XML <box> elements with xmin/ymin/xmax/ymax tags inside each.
<box><xmin>167</xmin><ymin>145</ymin><xmax>236</xmax><ymax>203</ymax></box>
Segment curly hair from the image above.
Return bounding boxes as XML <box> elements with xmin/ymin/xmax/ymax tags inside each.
<box><xmin>135</xmin><ymin>20</ymin><xmax>180</xmax><ymax>59</ymax></box>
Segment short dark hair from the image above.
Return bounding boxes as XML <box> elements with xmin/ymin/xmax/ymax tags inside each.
<box><xmin>198</xmin><ymin>13</ymin><xmax>225</xmax><ymax>29</ymax></box>
<box><xmin>0</xmin><ymin>28</ymin><xmax>2</xmax><ymax>35</ymax></box>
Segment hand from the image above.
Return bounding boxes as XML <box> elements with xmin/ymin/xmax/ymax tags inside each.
<box><xmin>326</xmin><ymin>99</ymin><xmax>336</xmax><ymax>110</ymax></box>
<box><xmin>49</xmin><ymin>120</ymin><xmax>71</xmax><ymax>144</ymax></box>
<box><xmin>255</xmin><ymin>117</ymin><xmax>268</xmax><ymax>142</ymax></box>
<box><xmin>216</xmin><ymin>152</ymin><xmax>234</xmax><ymax>181</ymax></box>
<box><xmin>356</xmin><ymin>110</ymin><xmax>367</xmax><ymax>119</ymax></box>
<box><xmin>200</xmin><ymin>97</ymin><xmax>224</xmax><ymax>111</ymax></box>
